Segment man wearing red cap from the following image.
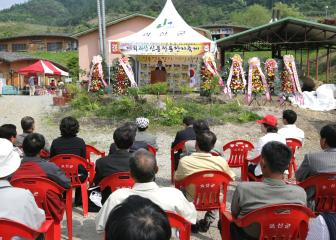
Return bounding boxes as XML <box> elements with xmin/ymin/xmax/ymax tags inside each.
<box><xmin>249</xmin><ymin>114</ymin><xmax>286</xmax><ymax>177</ymax></box>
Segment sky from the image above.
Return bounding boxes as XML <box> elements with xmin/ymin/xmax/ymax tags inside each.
<box><xmin>0</xmin><ymin>0</ymin><xmax>28</xmax><ymax>10</ymax></box>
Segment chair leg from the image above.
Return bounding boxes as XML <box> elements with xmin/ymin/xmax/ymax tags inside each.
<box><xmin>66</xmin><ymin>189</ymin><xmax>73</xmax><ymax>240</ymax></box>
<box><xmin>81</xmin><ymin>182</ymin><xmax>89</xmax><ymax>217</ymax></box>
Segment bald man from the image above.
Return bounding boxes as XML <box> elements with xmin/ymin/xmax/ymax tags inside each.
<box><xmin>95</xmin><ymin>149</ymin><xmax>197</xmax><ymax>233</ymax></box>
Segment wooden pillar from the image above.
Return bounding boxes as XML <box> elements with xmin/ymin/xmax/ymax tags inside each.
<box><xmin>326</xmin><ymin>48</ymin><xmax>330</xmax><ymax>82</ymax></box>
<box><xmin>300</xmin><ymin>48</ymin><xmax>303</xmax><ymax>71</ymax></box>
<box><xmin>220</xmin><ymin>47</ymin><xmax>225</xmax><ymax>69</ymax></box>
<box><xmin>307</xmin><ymin>49</ymin><xmax>310</xmax><ymax>77</ymax></box>
<box><xmin>315</xmin><ymin>48</ymin><xmax>319</xmax><ymax>81</ymax></box>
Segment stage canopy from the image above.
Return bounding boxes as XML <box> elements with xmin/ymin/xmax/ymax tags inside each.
<box><xmin>18</xmin><ymin>60</ymin><xmax>69</xmax><ymax>76</ymax></box>
<box><xmin>110</xmin><ymin>0</ymin><xmax>215</xmax><ymax>56</ymax></box>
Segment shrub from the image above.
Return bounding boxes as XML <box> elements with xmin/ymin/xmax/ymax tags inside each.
<box><xmin>139</xmin><ymin>83</ymin><xmax>168</xmax><ymax>95</ymax></box>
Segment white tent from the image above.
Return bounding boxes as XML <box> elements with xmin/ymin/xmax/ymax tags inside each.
<box><xmin>109</xmin><ymin>0</ymin><xmax>215</xmax><ymax>56</ymax></box>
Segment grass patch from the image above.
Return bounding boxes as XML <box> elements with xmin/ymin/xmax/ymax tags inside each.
<box><xmin>69</xmin><ymin>91</ymin><xmax>261</xmax><ymax>127</ymax></box>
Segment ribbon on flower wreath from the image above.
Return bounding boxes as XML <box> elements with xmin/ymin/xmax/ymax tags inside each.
<box><xmin>225</xmin><ymin>54</ymin><xmax>246</xmax><ymax>98</ymax></box>
<box><xmin>283</xmin><ymin>55</ymin><xmax>304</xmax><ymax>104</ymax></box>
<box><xmin>88</xmin><ymin>55</ymin><xmax>107</xmax><ymax>92</ymax></box>
<box><xmin>119</xmin><ymin>57</ymin><xmax>137</xmax><ymax>87</ymax></box>
<box><xmin>246</xmin><ymin>57</ymin><xmax>271</xmax><ymax>104</ymax></box>
<box><xmin>265</xmin><ymin>59</ymin><xmax>278</xmax><ymax>94</ymax></box>
<box><xmin>202</xmin><ymin>52</ymin><xmax>224</xmax><ymax>86</ymax></box>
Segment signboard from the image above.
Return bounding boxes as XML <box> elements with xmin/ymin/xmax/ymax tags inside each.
<box><xmin>111</xmin><ymin>42</ymin><xmax>210</xmax><ymax>56</ymax></box>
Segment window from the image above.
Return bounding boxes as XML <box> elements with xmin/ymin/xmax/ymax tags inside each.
<box><xmin>47</xmin><ymin>42</ymin><xmax>62</xmax><ymax>51</ymax></box>
<box><xmin>0</xmin><ymin>44</ymin><xmax>8</xmax><ymax>51</ymax></box>
<box><xmin>12</xmin><ymin>43</ymin><xmax>27</xmax><ymax>52</ymax></box>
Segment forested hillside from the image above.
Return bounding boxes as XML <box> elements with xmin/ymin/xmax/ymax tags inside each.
<box><xmin>0</xmin><ymin>0</ymin><xmax>335</xmax><ymax>37</ymax></box>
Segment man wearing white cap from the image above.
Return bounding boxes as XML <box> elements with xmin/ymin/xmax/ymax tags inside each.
<box><xmin>0</xmin><ymin>138</ymin><xmax>45</xmax><ymax>230</ymax></box>
<box><xmin>135</xmin><ymin>117</ymin><xmax>158</xmax><ymax>150</ymax></box>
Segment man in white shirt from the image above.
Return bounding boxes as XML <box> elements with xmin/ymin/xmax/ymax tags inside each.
<box><xmin>250</xmin><ymin>115</ymin><xmax>286</xmax><ymax>176</ymax></box>
<box><xmin>95</xmin><ymin>149</ymin><xmax>197</xmax><ymax>233</ymax></box>
<box><xmin>0</xmin><ymin>138</ymin><xmax>45</xmax><ymax>230</ymax></box>
<box><xmin>278</xmin><ymin>109</ymin><xmax>304</xmax><ymax>142</ymax></box>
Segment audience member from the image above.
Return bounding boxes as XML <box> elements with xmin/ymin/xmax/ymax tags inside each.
<box><xmin>231</xmin><ymin>142</ymin><xmax>307</xmax><ymax>239</ymax></box>
<box><xmin>307</xmin><ymin>213</ymin><xmax>336</xmax><ymax>240</ymax></box>
<box><xmin>105</xmin><ymin>195</ymin><xmax>171</xmax><ymax>240</ymax></box>
<box><xmin>278</xmin><ymin>109</ymin><xmax>305</xmax><ymax>142</ymax></box>
<box><xmin>109</xmin><ymin>122</ymin><xmax>148</xmax><ymax>154</ymax></box>
<box><xmin>11</xmin><ymin>133</ymin><xmax>70</xmax><ymax>222</ymax></box>
<box><xmin>296</xmin><ymin>124</ymin><xmax>336</xmax><ymax>182</ymax></box>
<box><xmin>50</xmin><ymin>116</ymin><xmax>86</xmax><ymax>158</ymax></box>
<box><xmin>12</xmin><ymin>133</ymin><xmax>70</xmax><ymax>189</ymax></box>
<box><xmin>0</xmin><ymin>138</ymin><xmax>45</xmax><ymax>230</ymax></box>
<box><xmin>16</xmin><ymin>116</ymin><xmax>50</xmax><ymax>151</ymax></box>
<box><xmin>50</xmin><ymin>116</ymin><xmax>87</xmax><ymax>206</ymax></box>
<box><xmin>249</xmin><ymin>115</ymin><xmax>286</xmax><ymax>177</ymax></box>
<box><xmin>183</xmin><ymin>119</ymin><xmax>212</xmax><ymax>156</ymax></box>
<box><xmin>0</xmin><ymin>124</ymin><xmax>23</xmax><ymax>157</ymax></box>
<box><xmin>96</xmin><ymin>149</ymin><xmax>197</xmax><ymax>233</ymax></box>
<box><xmin>94</xmin><ymin>125</ymin><xmax>135</xmax><ymax>203</ymax></box>
<box><xmin>134</xmin><ymin>117</ymin><xmax>158</xmax><ymax>149</ymax></box>
<box><xmin>175</xmin><ymin>130</ymin><xmax>235</xmax><ymax>232</ymax></box>
<box><xmin>171</xmin><ymin>116</ymin><xmax>196</xmax><ymax>148</ymax></box>
<box><xmin>0</xmin><ymin>124</ymin><xmax>17</xmax><ymax>144</ymax></box>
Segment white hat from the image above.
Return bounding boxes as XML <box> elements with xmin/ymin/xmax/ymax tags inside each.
<box><xmin>0</xmin><ymin>138</ymin><xmax>21</xmax><ymax>178</ymax></box>
<box><xmin>136</xmin><ymin>117</ymin><xmax>149</xmax><ymax>129</ymax></box>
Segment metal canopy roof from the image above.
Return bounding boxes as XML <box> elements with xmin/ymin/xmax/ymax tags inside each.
<box><xmin>216</xmin><ymin>17</ymin><xmax>336</xmax><ymax>51</ymax></box>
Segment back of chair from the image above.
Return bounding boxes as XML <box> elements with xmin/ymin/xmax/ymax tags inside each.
<box><xmin>11</xmin><ymin>177</ymin><xmax>66</xmax><ymax>218</ymax></box>
<box><xmin>0</xmin><ymin>218</ymin><xmax>53</xmax><ymax>240</ymax></box>
<box><xmin>223</xmin><ymin>140</ymin><xmax>254</xmax><ymax>167</ymax></box>
<box><xmin>147</xmin><ymin>144</ymin><xmax>157</xmax><ymax>156</ymax></box>
<box><xmin>286</xmin><ymin>138</ymin><xmax>302</xmax><ymax>177</ymax></box>
<box><xmin>286</xmin><ymin>138</ymin><xmax>302</xmax><ymax>155</ymax></box>
<box><xmin>40</xmin><ymin>149</ymin><xmax>50</xmax><ymax>159</ymax></box>
<box><xmin>233</xmin><ymin>204</ymin><xmax>314</xmax><ymax>240</ymax></box>
<box><xmin>299</xmin><ymin>173</ymin><xmax>336</xmax><ymax>213</ymax></box>
<box><xmin>170</xmin><ymin>141</ymin><xmax>186</xmax><ymax>184</ymax></box>
<box><xmin>175</xmin><ymin>170</ymin><xmax>233</xmax><ymax>211</ymax></box>
<box><xmin>85</xmin><ymin>145</ymin><xmax>105</xmax><ymax>162</ymax></box>
<box><xmin>166</xmin><ymin>211</ymin><xmax>191</xmax><ymax>240</ymax></box>
<box><xmin>99</xmin><ymin>172</ymin><xmax>135</xmax><ymax>192</ymax></box>
<box><xmin>50</xmin><ymin>154</ymin><xmax>90</xmax><ymax>185</ymax></box>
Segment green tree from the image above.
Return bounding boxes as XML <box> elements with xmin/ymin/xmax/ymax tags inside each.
<box><xmin>274</xmin><ymin>2</ymin><xmax>305</xmax><ymax>18</ymax></box>
<box><xmin>230</xmin><ymin>4</ymin><xmax>271</xmax><ymax>27</ymax></box>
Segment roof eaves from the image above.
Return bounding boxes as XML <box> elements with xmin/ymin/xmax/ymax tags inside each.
<box><xmin>72</xmin><ymin>13</ymin><xmax>155</xmax><ymax>38</ymax></box>
<box><xmin>216</xmin><ymin>17</ymin><xmax>336</xmax><ymax>44</ymax></box>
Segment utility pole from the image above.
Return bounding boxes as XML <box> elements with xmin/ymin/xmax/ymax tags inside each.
<box><xmin>325</xmin><ymin>6</ymin><xmax>329</xmax><ymax>19</ymax></box>
<box><xmin>101</xmin><ymin>0</ymin><xmax>107</xmax><ymax>59</ymax></box>
<box><xmin>97</xmin><ymin>0</ymin><xmax>104</xmax><ymax>58</ymax></box>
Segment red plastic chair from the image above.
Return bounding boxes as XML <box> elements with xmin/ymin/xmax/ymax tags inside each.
<box><xmin>40</xmin><ymin>149</ymin><xmax>50</xmax><ymax>159</ymax></box>
<box><xmin>147</xmin><ymin>144</ymin><xmax>157</xmax><ymax>156</ymax></box>
<box><xmin>170</xmin><ymin>141</ymin><xmax>186</xmax><ymax>184</ymax></box>
<box><xmin>0</xmin><ymin>218</ymin><xmax>54</xmax><ymax>240</ymax></box>
<box><xmin>299</xmin><ymin>173</ymin><xmax>336</xmax><ymax>213</ymax></box>
<box><xmin>85</xmin><ymin>144</ymin><xmax>106</xmax><ymax>185</ymax></box>
<box><xmin>246</xmin><ymin>156</ymin><xmax>263</xmax><ymax>182</ymax></box>
<box><xmin>10</xmin><ymin>177</ymin><xmax>71</xmax><ymax>240</ymax></box>
<box><xmin>175</xmin><ymin>170</ymin><xmax>233</xmax><ymax>211</ymax></box>
<box><xmin>99</xmin><ymin>172</ymin><xmax>135</xmax><ymax>192</ymax></box>
<box><xmin>220</xmin><ymin>204</ymin><xmax>314</xmax><ymax>240</ymax></box>
<box><xmin>223</xmin><ymin>140</ymin><xmax>254</xmax><ymax>181</ymax></box>
<box><xmin>286</xmin><ymin>138</ymin><xmax>303</xmax><ymax>178</ymax></box>
<box><xmin>50</xmin><ymin>154</ymin><xmax>90</xmax><ymax>218</ymax></box>
<box><xmin>166</xmin><ymin>211</ymin><xmax>191</xmax><ymax>240</ymax></box>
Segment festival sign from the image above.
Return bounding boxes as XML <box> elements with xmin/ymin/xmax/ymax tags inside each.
<box><xmin>111</xmin><ymin>42</ymin><xmax>210</xmax><ymax>56</ymax></box>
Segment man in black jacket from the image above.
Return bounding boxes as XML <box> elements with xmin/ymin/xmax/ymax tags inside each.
<box><xmin>171</xmin><ymin>116</ymin><xmax>196</xmax><ymax>148</ymax></box>
<box><xmin>94</xmin><ymin>125</ymin><xmax>135</xmax><ymax>203</ymax></box>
